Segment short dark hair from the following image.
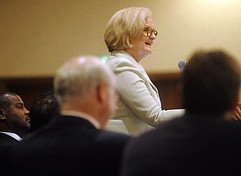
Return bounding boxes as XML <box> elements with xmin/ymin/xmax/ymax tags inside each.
<box><xmin>0</xmin><ymin>92</ymin><xmax>19</xmax><ymax>110</ymax></box>
<box><xmin>182</xmin><ymin>49</ymin><xmax>241</xmax><ymax>115</ymax></box>
<box><xmin>29</xmin><ymin>91</ymin><xmax>60</xmax><ymax>131</ymax></box>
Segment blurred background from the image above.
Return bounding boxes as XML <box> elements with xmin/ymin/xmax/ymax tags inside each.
<box><xmin>1</xmin><ymin>0</ymin><xmax>241</xmax><ymax>109</ymax></box>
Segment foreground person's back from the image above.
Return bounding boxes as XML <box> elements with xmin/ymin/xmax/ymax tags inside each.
<box><xmin>7</xmin><ymin>115</ymin><xmax>131</xmax><ymax>176</ymax></box>
<box><xmin>120</xmin><ymin>49</ymin><xmax>241</xmax><ymax>176</ymax></box>
<box><xmin>6</xmin><ymin>55</ymin><xmax>132</xmax><ymax>176</ymax></box>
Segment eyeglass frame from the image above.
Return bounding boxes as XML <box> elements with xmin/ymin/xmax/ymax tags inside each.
<box><xmin>143</xmin><ymin>26</ymin><xmax>158</xmax><ymax>37</ymax></box>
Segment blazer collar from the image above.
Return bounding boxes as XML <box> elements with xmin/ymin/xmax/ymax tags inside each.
<box><xmin>110</xmin><ymin>50</ymin><xmax>160</xmax><ymax>96</ymax></box>
<box><xmin>111</xmin><ymin>50</ymin><xmax>141</xmax><ymax>68</ymax></box>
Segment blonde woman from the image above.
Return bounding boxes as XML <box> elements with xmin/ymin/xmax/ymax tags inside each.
<box><xmin>104</xmin><ymin>7</ymin><xmax>184</xmax><ymax>136</ymax></box>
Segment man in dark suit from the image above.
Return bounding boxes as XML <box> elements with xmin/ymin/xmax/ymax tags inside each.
<box><xmin>0</xmin><ymin>92</ymin><xmax>30</xmax><ymax>172</ymax></box>
<box><xmin>6</xmin><ymin>55</ymin><xmax>133</xmax><ymax>176</ymax></box>
<box><xmin>120</xmin><ymin>49</ymin><xmax>241</xmax><ymax>176</ymax></box>
<box><xmin>0</xmin><ymin>92</ymin><xmax>30</xmax><ymax>153</ymax></box>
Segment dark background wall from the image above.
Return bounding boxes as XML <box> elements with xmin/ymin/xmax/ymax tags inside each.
<box><xmin>0</xmin><ymin>73</ymin><xmax>183</xmax><ymax>110</ymax></box>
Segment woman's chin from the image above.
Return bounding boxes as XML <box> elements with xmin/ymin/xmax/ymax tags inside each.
<box><xmin>145</xmin><ymin>50</ymin><xmax>152</xmax><ymax>56</ymax></box>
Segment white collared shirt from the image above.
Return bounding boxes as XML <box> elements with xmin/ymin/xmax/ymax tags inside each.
<box><xmin>0</xmin><ymin>131</ymin><xmax>22</xmax><ymax>141</ymax></box>
<box><xmin>61</xmin><ymin>111</ymin><xmax>101</xmax><ymax>129</ymax></box>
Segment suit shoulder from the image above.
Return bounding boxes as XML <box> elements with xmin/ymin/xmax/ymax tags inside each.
<box><xmin>98</xmin><ymin>130</ymin><xmax>133</xmax><ymax>142</ymax></box>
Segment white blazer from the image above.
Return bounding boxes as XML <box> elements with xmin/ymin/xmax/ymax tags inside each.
<box><xmin>105</xmin><ymin>51</ymin><xmax>184</xmax><ymax>136</ymax></box>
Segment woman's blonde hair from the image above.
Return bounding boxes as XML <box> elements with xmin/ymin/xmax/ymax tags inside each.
<box><xmin>104</xmin><ymin>7</ymin><xmax>152</xmax><ymax>52</ymax></box>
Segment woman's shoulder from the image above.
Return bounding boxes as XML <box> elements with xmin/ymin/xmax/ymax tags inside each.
<box><xmin>106</xmin><ymin>56</ymin><xmax>132</xmax><ymax>67</ymax></box>
<box><xmin>106</xmin><ymin>51</ymin><xmax>139</xmax><ymax>70</ymax></box>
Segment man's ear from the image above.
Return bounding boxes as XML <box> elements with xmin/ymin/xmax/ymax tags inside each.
<box><xmin>96</xmin><ymin>83</ymin><xmax>108</xmax><ymax>103</ymax></box>
<box><xmin>0</xmin><ymin>108</ymin><xmax>7</xmax><ymax>120</ymax></box>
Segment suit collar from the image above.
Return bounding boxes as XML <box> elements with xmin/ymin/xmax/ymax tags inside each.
<box><xmin>0</xmin><ymin>131</ymin><xmax>22</xmax><ymax>141</ymax></box>
<box><xmin>61</xmin><ymin>111</ymin><xmax>100</xmax><ymax>129</ymax></box>
<box><xmin>50</xmin><ymin>115</ymin><xmax>97</xmax><ymax>130</ymax></box>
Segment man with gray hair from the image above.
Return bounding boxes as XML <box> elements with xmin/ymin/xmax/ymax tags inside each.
<box><xmin>6</xmin><ymin>56</ymin><xmax>132</xmax><ymax>176</ymax></box>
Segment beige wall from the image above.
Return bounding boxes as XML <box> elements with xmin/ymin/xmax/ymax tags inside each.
<box><xmin>1</xmin><ymin>0</ymin><xmax>241</xmax><ymax>78</ymax></box>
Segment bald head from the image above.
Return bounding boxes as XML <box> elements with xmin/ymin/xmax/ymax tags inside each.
<box><xmin>54</xmin><ymin>56</ymin><xmax>116</xmax><ymax>105</ymax></box>
<box><xmin>54</xmin><ymin>55</ymin><xmax>117</xmax><ymax>128</ymax></box>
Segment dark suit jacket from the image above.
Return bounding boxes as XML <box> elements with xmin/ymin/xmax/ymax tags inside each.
<box><xmin>0</xmin><ymin>133</ymin><xmax>19</xmax><ymax>172</ymax></box>
<box><xmin>120</xmin><ymin>114</ymin><xmax>241</xmax><ymax>176</ymax></box>
<box><xmin>0</xmin><ymin>133</ymin><xmax>19</xmax><ymax>153</ymax></box>
<box><xmin>6</xmin><ymin>115</ymin><xmax>133</xmax><ymax>176</ymax></box>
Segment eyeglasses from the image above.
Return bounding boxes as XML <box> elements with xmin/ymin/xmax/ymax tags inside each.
<box><xmin>143</xmin><ymin>27</ymin><xmax>158</xmax><ymax>37</ymax></box>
